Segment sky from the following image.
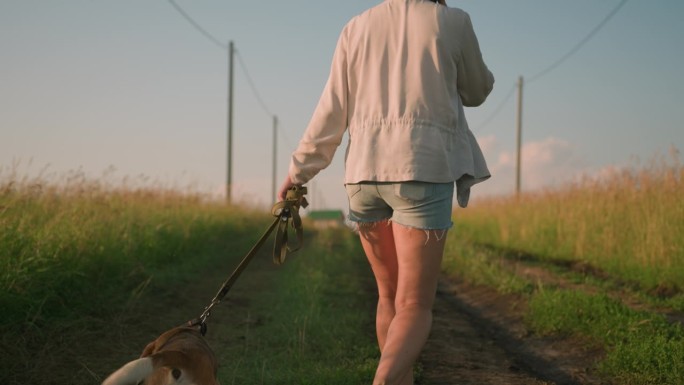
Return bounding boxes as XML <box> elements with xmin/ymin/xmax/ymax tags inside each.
<box><xmin>2</xmin><ymin>0</ymin><xmax>683</xmax><ymax>213</ymax></box>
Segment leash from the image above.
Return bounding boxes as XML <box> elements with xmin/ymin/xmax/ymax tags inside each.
<box><xmin>186</xmin><ymin>185</ymin><xmax>308</xmax><ymax>335</ymax></box>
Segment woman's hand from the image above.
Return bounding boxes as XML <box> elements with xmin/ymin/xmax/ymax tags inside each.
<box><xmin>277</xmin><ymin>175</ymin><xmax>298</xmax><ymax>201</ymax></box>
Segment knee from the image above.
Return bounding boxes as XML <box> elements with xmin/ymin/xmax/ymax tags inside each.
<box><xmin>378</xmin><ymin>293</ymin><xmax>396</xmax><ymax>308</ymax></box>
<box><xmin>376</xmin><ymin>281</ymin><xmax>397</xmax><ymax>302</ymax></box>
<box><xmin>394</xmin><ymin>299</ymin><xmax>433</xmax><ymax>314</ymax></box>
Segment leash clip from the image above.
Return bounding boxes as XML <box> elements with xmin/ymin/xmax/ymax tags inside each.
<box><xmin>187</xmin><ymin>315</ymin><xmax>209</xmax><ymax>336</ymax></box>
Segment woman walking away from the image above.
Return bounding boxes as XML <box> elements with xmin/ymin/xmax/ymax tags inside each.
<box><xmin>278</xmin><ymin>0</ymin><xmax>494</xmax><ymax>383</ymax></box>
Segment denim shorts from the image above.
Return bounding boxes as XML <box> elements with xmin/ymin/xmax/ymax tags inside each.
<box><xmin>345</xmin><ymin>181</ymin><xmax>454</xmax><ymax>230</ymax></box>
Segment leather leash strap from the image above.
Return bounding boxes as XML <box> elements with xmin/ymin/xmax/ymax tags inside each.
<box><xmin>272</xmin><ymin>186</ymin><xmax>307</xmax><ymax>264</ymax></box>
<box><xmin>187</xmin><ymin>186</ymin><xmax>308</xmax><ymax>335</ymax></box>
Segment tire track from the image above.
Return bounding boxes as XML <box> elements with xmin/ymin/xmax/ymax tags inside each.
<box><xmin>419</xmin><ymin>278</ymin><xmax>603</xmax><ymax>385</ymax></box>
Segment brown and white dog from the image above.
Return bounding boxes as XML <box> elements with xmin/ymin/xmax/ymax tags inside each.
<box><xmin>102</xmin><ymin>326</ymin><xmax>219</xmax><ymax>385</ymax></box>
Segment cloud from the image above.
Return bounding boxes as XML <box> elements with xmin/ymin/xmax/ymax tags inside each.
<box><xmin>473</xmin><ymin>135</ymin><xmax>587</xmax><ymax>197</ymax></box>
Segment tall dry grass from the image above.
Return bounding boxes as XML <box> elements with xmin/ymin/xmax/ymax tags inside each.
<box><xmin>455</xmin><ymin>149</ymin><xmax>684</xmax><ymax>291</ymax></box>
<box><xmin>0</xmin><ymin>168</ymin><xmax>276</xmax><ymax>384</ymax></box>
<box><xmin>0</xmin><ymin>168</ymin><xmax>266</xmax><ymax>328</ymax></box>
<box><xmin>0</xmin><ymin>168</ymin><xmax>381</xmax><ymax>385</ymax></box>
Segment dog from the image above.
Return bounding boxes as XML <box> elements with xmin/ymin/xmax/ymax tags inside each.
<box><xmin>102</xmin><ymin>325</ymin><xmax>219</xmax><ymax>385</ymax></box>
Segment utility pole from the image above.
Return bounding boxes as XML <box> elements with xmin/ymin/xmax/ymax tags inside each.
<box><xmin>227</xmin><ymin>41</ymin><xmax>234</xmax><ymax>204</ymax></box>
<box><xmin>271</xmin><ymin>115</ymin><xmax>278</xmax><ymax>202</ymax></box>
<box><xmin>515</xmin><ymin>75</ymin><xmax>524</xmax><ymax>196</ymax></box>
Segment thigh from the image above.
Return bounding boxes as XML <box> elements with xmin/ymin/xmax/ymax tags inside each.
<box><xmin>358</xmin><ymin>221</ymin><xmax>399</xmax><ymax>299</ymax></box>
<box><xmin>392</xmin><ymin>223</ymin><xmax>447</xmax><ymax>309</ymax></box>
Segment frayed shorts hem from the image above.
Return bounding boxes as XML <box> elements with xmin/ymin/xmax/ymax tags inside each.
<box><xmin>347</xmin><ymin>216</ymin><xmax>453</xmax><ymax>231</ymax></box>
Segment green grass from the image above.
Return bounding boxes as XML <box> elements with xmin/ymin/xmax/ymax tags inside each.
<box><xmin>527</xmin><ymin>289</ymin><xmax>684</xmax><ymax>385</ymax></box>
<box><xmin>442</xmin><ymin>233</ymin><xmax>533</xmax><ymax>295</ymax></box>
<box><xmin>0</xmin><ymin>174</ymin><xmax>272</xmax><ymax>384</ymax></box>
<box><xmin>0</xmin><ymin>177</ymin><xmax>265</xmax><ymax>330</ymax></box>
<box><xmin>0</xmin><ymin>174</ymin><xmax>380</xmax><ymax>384</ymax></box>
<box><xmin>445</xmin><ymin>151</ymin><xmax>684</xmax><ymax>384</ymax></box>
<box><xmin>218</xmin><ymin>228</ymin><xmax>379</xmax><ymax>384</ymax></box>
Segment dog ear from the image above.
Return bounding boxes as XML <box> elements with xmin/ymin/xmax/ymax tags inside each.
<box><xmin>141</xmin><ymin>327</ymin><xmax>187</xmax><ymax>358</ymax></box>
<box><xmin>101</xmin><ymin>357</ymin><xmax>154</xmax><ymax>385</ymax></box>
<box><xmin>141</xmin><ymin>339</ymin><xmax>158</xmax><ymax>358</ymax></box>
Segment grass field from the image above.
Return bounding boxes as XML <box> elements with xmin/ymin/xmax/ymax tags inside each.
<box><xmin>1</xmin><ymin>173</ymin><xmax>264</xmax><ymax>329</ymax></box>
<box><xmin>445</xmin><ymin>152</ymin><xmax>684</xmax><ymax>385</ymax></box>
<box><xmin>2</xmin><ymin>152</ymin><xmax>682</xmax><ymax>384</ymax></box>
<box><xmin>0</xmin><ymin>172</ymin><xmax>379</xmax><ymax>384</ymax></box>
<box><xmin>455</xmin><ymin>152</ymin><xmax>684</xmax><ymax>292</ymax></box>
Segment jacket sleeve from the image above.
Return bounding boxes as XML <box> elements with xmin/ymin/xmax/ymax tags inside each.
<box><xmin>289</xmin><ymin>27</ymin><xmax>349</xmax><ymax>185</ymax></box>
<box><xmin>456</xmin><ymin>12</ymin><xmax>494</xmax><ymax>107</ymax></box>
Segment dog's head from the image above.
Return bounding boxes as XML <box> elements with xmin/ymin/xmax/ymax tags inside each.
<box><xmin>102</xmin><ymin>326</ymin><xmax>219</xmax><ymax>385</ymax></box>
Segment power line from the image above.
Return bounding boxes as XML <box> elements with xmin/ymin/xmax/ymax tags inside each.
<box><xmin>235</xmin><ymin>51</ymin><xmax>274</xmax><ymax>117</ymax></box>
<box><xmin>473</xmin><ymin>83</ymin><xmax>516</xmax><ymax>132</ymax></box>
<box><xmin>527</xmin><ymin>0</ymin><xmax>629</xmax><ymax>84</ymax></box>
<box><xmin>168</xmin><ymin>0</ymin><xmax>227</xmax><ymax>51</ymax></box>
<box><xmin>167</xmin><ymin>1</ymin><xmax>276</xmax><ymax>119</ymax></box>
<box><xmin>456</xmin><ymin>1</ymin><xmax>628</xmax><ymax>133</ymax></box>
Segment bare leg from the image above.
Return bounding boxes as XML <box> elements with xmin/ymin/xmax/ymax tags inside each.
<box><xmin>358</xmin><ymin>220</ymin><xmax>399</xmax><ymax>351</ymax></box>
<box><xmin>372</xmin><ymin>223</ymin><xmax>446</xmax><ymax>385</ymax></box>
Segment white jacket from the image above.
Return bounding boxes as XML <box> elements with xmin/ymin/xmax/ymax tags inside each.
<box><xmin>289</xmin><ymin>0</ymin><xmax>494</xmax><ymax>207</ymax></box>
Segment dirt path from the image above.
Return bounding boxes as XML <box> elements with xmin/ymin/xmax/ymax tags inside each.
<box><xmin>418</xmin><ymin>278</ymin><xmax>603</xmax><ymax>385</ymax></box>
<box><xmin>418</xmin><ymin>281</ymin><xmax>550</xmax><ymax>385</ymax></box>
<box><xmin>84</xmin><ymin>235</ymin><xmax>606</xmax><ymax>385</ymax></box>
